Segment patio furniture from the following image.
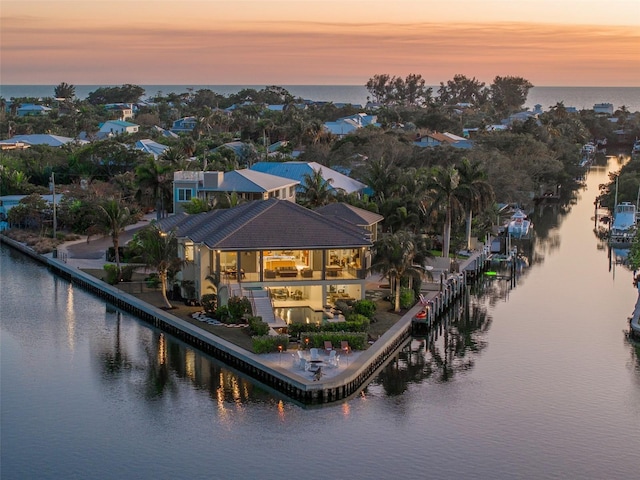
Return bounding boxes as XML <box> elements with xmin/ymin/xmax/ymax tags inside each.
<box><xmin>324</xmin><ymin>341</ymin><xmax>334</xmax><ymax>352</ymax></box>
<box><xmin>310</xmin><ymin>348</ymin><xmax>320</xmax><ymax>362</ymax></box>
<box><xmin>326</xmin><ymin>350</ymin><xmax>339</xmax><ymax>368</ymax></box>
<box><xmin>341</xmin><ymin>341</ymin><xmax>350</xmax><ymax>354</ymax></box>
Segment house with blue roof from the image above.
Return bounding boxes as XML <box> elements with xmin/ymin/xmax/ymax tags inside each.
<box><xmin>16</xmin><ymin>104</ymin><xmax>52</xmax><ymax>117</ymax></box>
<box><xmin>98</xmin><ymin>120</ymin><xmax>139</xmax><ymax>138</ymax></box>
<box><xmin>323</xmin><ymin>113</ymin><xmax>379</xmax><ymax>137</ymax></box>
<box><xmin>0</xmin><ymin>134</ymin><xmax>88</xmax><ymax>148</ymax></box>
<box><xmin>172</xmin><ymin>169</ymin><xmax>299</xmax><ymax>214</ymax></box>
<box><xmin>250</xmin><ymin>161</ymin><xmax>368</xmax><ymax>195</ymax></box>
<box><xmin>171</xmin><ymin>116</ymin><xmax>198</xmax><ymax>134</ymax></box>
<box><xmin>135</xmin><ymin>139</ymin><xmax>170</xmax><ymax>158</ymax></box>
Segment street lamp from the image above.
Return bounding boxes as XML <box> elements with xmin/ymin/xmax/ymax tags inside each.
<box><xmin>49</xmin><ymin>172</ymin><xmax>57</xmax><ymax>239</ymax></box>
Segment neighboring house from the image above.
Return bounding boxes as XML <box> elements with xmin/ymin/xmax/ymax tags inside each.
<box><xmin>152</xmin><ymin>125</ymin><xmax>179</xmax><ymax>139</ymax></box>
<box><xmin>104</xmin><ymin>103</ymin><xmax>134</xmax><ymax>120</ymax></box>
<box><xmin>16</xmin><ymin>104</ymin><xmax>52</xmax><ymax>117</ymax></box>
<box><xmin>502</xmin><ymin>111</ymin><xmax>539</xmax><ymax>126</ymax></box>
<box><xmin>171</xmin><ymin>116</ymin><xmax>198</xmax><ymax>134</ymax></box>
<box><xmin>0</xmin><ymin>134</ymin><xmax>88</xmax><ymax>148</ymax></box>
<box><xmin>135</xmin><ymin>139</ymin><xmax>170</xmax><ymax>159</ymax></box>
<box><xmin>172</xmin><ymin>169</ymin><xmax>299</xmax><ymax>214</ymax></box>
<box><xmin>323</xmin><ymin>113</ymin><xmax>379</xmax><ymax>137</ymax></box>
<box><xmin>593</xmin><ymin>103</ymin><xmax>614</xmax><ymax>115</ymax></box>
<box><xmin>250</xmin><ymin>161</ymin><xmax>368</xmax><ymax>195</ymax></box>
<box><xmin>414</xmin><ymin>132</ymin><xmax>473</xmax><ymax>149</ymax></box>
<box><xmin>212</xmin><ymin>141</ymin><xmax>257</xmax><ymax>165</ymax></box>
<box><xmin>98</xmin><ymin>120</ymin><xmax>139</xmax><ymax>138</ymax></box>
<box><xmin>156</xmin><ymin>198</ymin><xmax>376</xmax><ymax>317</ymax></box>
<box><xmin>314</xmin><ymin>203</ymin><xmax>383</xmax><ymax>243</ymax></box>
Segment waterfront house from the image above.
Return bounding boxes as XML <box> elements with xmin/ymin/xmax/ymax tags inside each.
<box><xmin>172</xmin><ymin>169</ymin><xmax>299</xmax><ymax>214</ymax></box>
<box><xmin>156</xmin><ymin>198</ymin><xmax>376</xmax><ymax>319</ymax></box>
<box><xmin>323</xmin><ymin>113</ymin><xmax>379</xmax><ymax>137</ymax></box>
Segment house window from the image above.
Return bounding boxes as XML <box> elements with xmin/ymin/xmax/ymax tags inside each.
<box><xmin>177</xmin><ymin>188</ymin><xmax>192</xmax><ymax>202</ymax></box>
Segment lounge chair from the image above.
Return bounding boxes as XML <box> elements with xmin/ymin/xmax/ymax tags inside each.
<box><xmin>324</xmin><ymin>341</ymin><xmax>334</xmax><ymax>353</ymax></box>
<box><xmin>341</xmin><ymin>341</ymin><xmax>350</xmax><ymax>354</ymax></box>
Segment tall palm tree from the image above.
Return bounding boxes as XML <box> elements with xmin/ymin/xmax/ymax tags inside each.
<box><xmin>298</xmin><ymin>168</ymin><xmax>336</xmax><ymax>208</ymax></box>
<box><xmin>139</xmin><ymin>225</ymin><xmax>183</xmax><ymax>309</ymax></box>
<box><xmin>135</xmin><ymin>156</ymin><xmax>172</xmax><ymax>220</ymax></box>
<box><xmin>97</xmin><ymin>198</ymin><xmax>133</xmax><ymax>276</ymax></box>
<box><xmin>425</xmin><ymin>165</ymin><xmax>465</xmax><ymax>259</ymax></box>
<box><xmin>456</xmin><ymin>159</ymin><xmax>494</xmax><ymax>250</ymax></box>
<box><xmin>370</xmin><ymin>230</ymin><xmax>429</xmax><ymax>312</ymax></box>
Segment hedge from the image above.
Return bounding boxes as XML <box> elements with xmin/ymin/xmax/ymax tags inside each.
<box><xmin>252</xmin><ymin>335</ymin><xmax>289</xmax><ymax>354</ymax></box>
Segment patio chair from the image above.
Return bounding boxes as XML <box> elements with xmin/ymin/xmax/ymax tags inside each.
<box><xmin>341</xmin><ymin>341</ymin><xmax>350</xmax><ymax>354</ymax></box>
<box><xmin>310</xmin><ymin>348</ymin><xmax>320</xmax><ymax>362</ymax></box>
<box><xmin>324</xmin><ymin>341</ymin><xmax>334</xmax><ymax>353</ymax></box>
<box><xmin>298</xmin><ymin>358</ymin><xmax>309</xmax><ymax>371</ymax></box>
<box><xmin>327</xmin><ymin>350</ymin><xmax>339</xmax><ymax>368</ymax></box>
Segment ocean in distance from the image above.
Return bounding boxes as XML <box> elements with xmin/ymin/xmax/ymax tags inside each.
<box><xmin>1</xmin><ymin>84</ymin><xmax>639</xmax><ymax>113</ymax></box>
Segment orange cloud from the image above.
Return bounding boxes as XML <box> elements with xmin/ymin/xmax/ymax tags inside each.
<box><xmin>1</xmin><ymin>15</ymin><xmax>638</xmax><ymax>86</ymax></box>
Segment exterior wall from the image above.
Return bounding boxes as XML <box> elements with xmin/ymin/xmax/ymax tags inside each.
<box><xmin>173</xmin><ymin>181</ymin><xmax>197</xmax><ymax>213</ymax></box>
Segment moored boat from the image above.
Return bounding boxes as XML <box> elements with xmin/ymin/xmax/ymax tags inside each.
<box><xmin>609</xmin><ymin>202</ymin><xmax>637</xmax><ymax>247</ymax></box>
<box><xmin>632</xmin><ymin>139</ymin><xmax>640</xmax><ymax>157</ymax></box>
<box><xmin>507</xmin><ymin>209</ymin><xmax>532</xmax><ymax>239</ymax></box>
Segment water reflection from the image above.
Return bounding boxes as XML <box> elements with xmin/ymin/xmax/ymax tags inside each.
<box><xmin>372</xmin><ymin>296</ymin><xmax>491</xmax><ymax>395</ymax></box>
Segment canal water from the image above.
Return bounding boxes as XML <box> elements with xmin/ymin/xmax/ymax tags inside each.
<box><xmin>2</xmin><ymin>156</ymin><xmax>639</xmax><ymax>480</ymax></box>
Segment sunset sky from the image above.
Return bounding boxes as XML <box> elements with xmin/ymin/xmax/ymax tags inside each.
<box><xmin>2</xmin><ymin>0</ymin><xmax>639</xmax><ymax>86</ymax></box>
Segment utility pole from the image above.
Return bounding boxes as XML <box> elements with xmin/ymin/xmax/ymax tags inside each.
<box><xmin>50</xmin><ymin>172</ymin><xmax>57</xmax><ymax>238</ymax></box>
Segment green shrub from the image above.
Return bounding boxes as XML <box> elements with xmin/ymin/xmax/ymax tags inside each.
<box><xmin>252</xmin><ymin>335</ymin><xmax>289</xmax><ymax>354</ymax></box>
<box><xmin>227</xmin><ymin>296</ymin><xmax>252</xmax><ymax>321</ymax></box>
<box><xmin>298</xmin><ymin>332</ymin><xmax>367</xmax><ymax>351</ymax></box>
<box><xmin>145</xmin><ymin>273</ymin><xmax>160</xmax><ymax>289</ymax></box>
<box><xmin>103</xmin><ymin>264</ymin><xmax>119</xmax><ymax>284</ymax></box>
<box><xmin>248</xmin><ymin>316</ymin><xmax>269</xmax><ymax>336</ymax></box>
<box><xmin>399</xmin><ymin>287</ymin><xmax>415</xmax><ymax>309</ymax></box>
<box><xmin>352</xmin><ymin>299</ymin><xmax>376</xmax><ymax>319</ymax></box>
<box><xmin>287</xmin><ymin>318</ymin><xmax>369</xmax><ymax>337</ymax></box>
<box><xmin>201</xmin><ymin>293</ymin><xmax>218</xmax><ymax>315</ymax></box>
<box><xmin>215</xmin><ymin>305</ymin><xmax>231</xmax><ymax>323</ymax></box>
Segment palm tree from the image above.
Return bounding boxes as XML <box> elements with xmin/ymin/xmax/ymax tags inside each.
<box><xmin>138</xmin><ymin>225</ymin><xmax>183</xmax><ymax>309</ymax></box>
<box><xmin>97</xmin><ymin>198</ymin><xmax>133</xmax><ymax>276</ymax></box>
<box><xmin>425</xmin><ymin>165</ymin><xmax>465</xmax><ymax>260</ymax></box>
<box><xmin>370</xmin><ymin>230</ymin><xmax>429</xmax><ymax>312</ymax></box>
<box><xmin>135</xmin><ymin>156</ymin><xmax>172</xmax><ymax>220</ymax></box>
<box><xmin>298</xmin><ymin>168</ymin><xmax>336</xmax><ymax>208</ymax></box>
<box><xmin>54</xmin><ymin>82</ymin><xmax>76</xmax><ymax>100</ymax></box>
<box><xmin>456</xmin><ymin>159</ymin><xmax>494</xmax><ymax>250</ymax></box>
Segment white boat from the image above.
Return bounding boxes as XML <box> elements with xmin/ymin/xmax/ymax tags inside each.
<box><xmin>632</xmin><ymin>139</ymin><xmax>640</xmax><ymax>156</ymax></box>
<box><xmin>507</xmin><ymin>209</ymin><xmax>532</xmax><ymax>239</ymax></box>
<box><xmin>579</xmin><ymin>142</ymin><xmax>597</xmax><ymax>166</ymax></box>
<box><xmin>609</xmin><ymin>202</ymin><xmax>637</xmax><ymax>247</ymax></box>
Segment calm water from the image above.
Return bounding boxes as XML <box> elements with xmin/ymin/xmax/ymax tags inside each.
<box><xmin>2</xmin><ymin>155</ymin><xmax>640</xmax><ymax>479</ymax></box>
<box><xmin>1</xmin><ymin>85</ymin><xmax>639</xmax><ymax>113</ymax></box>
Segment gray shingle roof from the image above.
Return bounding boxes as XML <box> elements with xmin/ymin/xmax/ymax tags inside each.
<box><xmin>156</xmin><ymin>198</ymin><xmax>372</xmax><ymax>250</ymax></box>
<box><xmin>314</xmin><ymin>203</ymin><xmax>383</xmax><ymax>227</ymax></box>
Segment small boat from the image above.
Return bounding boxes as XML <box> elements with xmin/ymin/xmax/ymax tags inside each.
<box><xmin>507</xmin><ymin>209</ymin><xmax>532</xmax><ymax>239</ymax></box>
<box><xmin>632</xmin><ymin>139</ymin><xmax>640</xmax><ymax>157</ymax></box>
<box><xmin>609</xmin><ymin>202</ymin><xmax>637</xmax><ymax>247</ymax></box>
<box><xmin>579</xmin><ymin>142</ymin><xmax>597</xmax><ymax>166</ymax></box>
